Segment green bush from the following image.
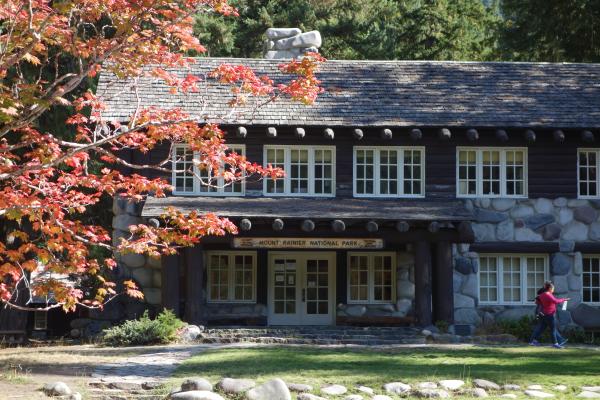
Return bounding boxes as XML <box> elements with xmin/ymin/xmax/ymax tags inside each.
<box><xmin>479</xmin><ymin>316</ymin><xmax>595</xmax><ymax>344</ymax></box>
<box><xmin>101</xmin><ymin>309</ymin><xmax>185</xmax><ymax>346</ymax></box>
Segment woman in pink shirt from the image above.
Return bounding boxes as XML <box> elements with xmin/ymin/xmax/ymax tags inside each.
<box><xmin>529</xmin><ymin>281</ymin><xmax>570</xmax><ymax>349</ymax></box>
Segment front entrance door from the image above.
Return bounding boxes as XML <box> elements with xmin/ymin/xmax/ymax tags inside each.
<box><xmin>268</xmin><ymin>252</ymin><xmax>335</xmax><ymax>325</ymax></box>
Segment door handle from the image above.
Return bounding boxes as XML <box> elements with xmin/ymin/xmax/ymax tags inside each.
<box><xmin>302</xmin><ymin>288</ymin><xmax>306</xmax><ymax>302</ymax></box>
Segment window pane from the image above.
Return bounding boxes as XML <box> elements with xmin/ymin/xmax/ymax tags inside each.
<box><xmin>583</xmin><ymin>257</ymin><xmax>600</xmax><ymax>303</ymax></box>
<box><xmin>265</xmin><ymin>148</ymin><xmax>285</xmax><ymax>193</ymax></box>
<box><xmin>355</xmin><ymin>150</ymin><xmax>375</xmax><ymax>194</ymax></box>
<box><xmin>458</xmin><ymin>150</ymin><xmax>477</xmax><ymax>195</ymax></box>
<box><xmin>173</xmin><ymin>147</ymin><xmax>195</xmax><ymax>193</ymax></box>
<box><xmin>479</xmin><ymin>257</ymin><xmax>498</xmax><ymax>302</ymax></box>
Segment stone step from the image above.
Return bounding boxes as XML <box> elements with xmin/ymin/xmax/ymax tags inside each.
<box><xmin>198</xmin><ymin>336</ymin><xmax>427</xmax><ymax>345</ymax></box>
<box><xmin>87</xmin><ymin>387</ymin><xmax>164</xmax><ymax>400</ymax></box>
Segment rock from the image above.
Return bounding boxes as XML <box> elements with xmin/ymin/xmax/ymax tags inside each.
<box><xmin>460</xmin><ymin>274</ymin><xmax>478</xmax><ymax>299</ymax></box>
<box><xmin>321</xmin><ymin>384</ymin><xmax>347</xmax><ymax>396</ymax></box>
<box><xmin>554</xmin><ymin>197</ymin><xmax>568</xmax><ymax>207</ymax></box>
<box><xmin>515</xmin><ymin>227</ymin><xmax>542</xmax><ymax>241</ymax></box>
<box><xmin>454</xmin><ymin>293</ymin><xmax>475</xmax><ymax>308</ymax></box>
<box><xmin>297</xmin><ymin>395</ymin><xmax>327</xmax><ymax>400</ymax></box>
<box><xmin>143</xmin><ymin>288</ymin><xmax>161</xmax><ymax>305</ymax></box>
<box><xmin>492</xmin><ymin>198</ymin><xmax>516</xmax><ymax>211</ymax></box>
<box><xmin>113</xmin><ymin>196</ymin><xmax>129</xmax><ymax>215</ymax></box>
<box><xmin>562</xmin><ymin>221</ymin><xmax>589</xmax><ymax>241</ymax></box>
<box><xmin>372</xmin><ymin>396</ymin><xmax>392</xmax><ymax>400</ymax></box>
<box><xmin>554</xmin><ymin>385</ymin><xmax>568</xmax><ymax>392</ymax></box>
<box><xmin>578</xmin><ymin>392</ymin><xmax>600</xmax><ymax>398</ymax></box>
<box><xmin>572</xmin><ymin>303</ymin><xmax>600</xmax><ymax>328</ymax></box>
<box><xmin>357</xmin><ymin>386</ymin><xmax>374</xmax><ymax>394</ymax></box>
<box><xmin>574</xmin><ymin>253</ymin><xmax>583</xmax><ymax>275</ymax></box>
<box><xmin>266</xmin><ymin>28</ymin><xmax>302</xmax><ymax>40</ymax></box>
<box><xmin>171</xmin><ymin>392</ymin><xmax>225</xmax><ymax>400</ymax></box>
<box><xmin>455</xmin><ymin>257</ymin><xmax>473</xmax><ymax>275</ymax></box>
<box><xmin>274</xmin><ymin>31</ymin><xmax>322</xmax><ymax>49</ymax></box>
<box><xmin>559</xmin><ymin>208</ymin><xmax>574</xmax><ymax>225</ymax></box>
<box><xmin>466</xmin><ymin>388</ymin><xmax>489</xmax><ymax>397</ymax></box>
<box><xmin>264</xmin><ymin>49</ymin><xmax>304</xmax><ymax>59</ymax></box>
<box><xmin>112</xmin><ymin>215</ymin><xmax>144</xmax><ymax>232</ymax></box>
<box><xmin>568</xmin><ymin>199</ymin><xmax>589</xmax><ymax>207</ymax></box>
<box><xmin>534</xmin><ymin>198</ymin><xmax>554</xmax><ymax>214</ymax></box>
<box><xmin>473</xmin><ymin>379</ymin><xmax>500</xmax><ymax>391</ymax></box>
<box><xmin>497</xmin><ymin>221</ymin><xmax>515</xmax><ymax>241</ymax></box>
<box><xmin>454</xmin><ymin>308</ymin><xmax>481</xmax><ymax>324</ymax></box>
<box><xmin>345</xmin><ymin>305</ymin><xmax>367</xmax><ymax>317</ymax></box>
<box><xmin>551</xmin><ymin>253</ymin><xmax>573</xmax><ymax>275</ymax></box>
<box><xmin>397</xmin><ymin>281</ymin><xmax>415</xmax><ymax>299</ymax></box>
<box><xmin>415</xmin><ymin>389</ymin><xmax>450</xmax><ymax>398</ymax></box>
<box><xmin>560</xmin><ymin>240</ymin><xmax>576</xmax><ymax>252</ymax></box>
<box><xmin>343</xmin><ymin>396</ymin><xmax>363</xmax><ymax>400</ymax></box>
<box><xmin>180</xmin><ymin>325</ymin><xmax>203</xmax><ymax>342</ymax></box>
<box><xmin>287</xmin><ymin>383</ymin><xmax>313</xmax><ymax>392</ymax></box>
<box><xmin>477</xmin><ymin>198</ymin><xmax>491</xmax><ymax>208</ymax></box>
<box><xmin>501</xmin><ymin>395</ymin><xmax>518</xmax><ymax>399</ymax></box>
<box><xmin>552</xmin><ymin>275</ymin><xmax>569</xmax><ymax>294</ymax></box>
<box><xmin>543</xmin><ymin>224</ymin><xmax>562</xmax><ymax>241</ymax></box>
<box><xmin>496</xmin><ymin>307</ymin><xmax>534</xmax><ymax>321</ymax></box>
<box><xmin>246</xmin><ymin>378</ymin><xmax>291</xmax><ymax>400</ymax></box>
<box><xmin>574</xmin><ymin>206</ymin><xmax>599</xmax><ymax>224</ymax></box>
<box><xmin>181</xmin><ymin>378</ymin><xmax>212</xmax><ymax>392</ymax></box>
<box><xmin>511</xmin><ymin>205</ymin><xmax>535</xmax><ymax>218</ymax></box>
<box><xmin>568</xmin><ymin>290</ymin><xmax>583</xmax><ymax>306</ymax></box>
<box><xmin>438</xmin><ymin>380</ymin><xmax>464</xmax><ymax>391</ymax></box>
<box><xmin>453</xmin><ymin>272</ymin><xmax>464</xmax><ymax>292</ymax></box>
<box><xmin>582</xmin><ymin>387</ymin><xmax>600</xmax><ymax>393</ymax></box>
<box><xmin>568</xmin><ymin>274</ymin><xmax>582</xmax><ymax>291</ymax></box>
<box><xmin>475</xmin><ymin>209</ymin><xmax>508</xmax><ymax>223</ymax></box>
<box><xmin>130</xmin><ymin>265</ymin><xmax>152</xmax><ymax>284</ymax></box>
<box><xmin>590</xmin><ymin>223</ymin><xmax>600</xmax><ymax>241</ymax></box>
<box><xmin>473</xmin><ymin>223</ymin><xmax>496</xmax><ymax>241</ymax></box>
<box><xmin>525</xmin><ymin>214</ymin><xmax>555</xmax><ymax>230</ymax></box>
<box><xmin>69</xmin><ymin>393</ymin><xmax>82</xmax><ymax>400</ymax></box>
<box><xmin>43</xmin><ymin>382</ymin><xmax>72</xmax><ymax>396</ymax></box>
<box><xmin>395</xmin><ymin>299</ymin><xmax>412</xmax><ymax>315</ymax></box>
<box><xmin>418</xmin><ymin>382</ymin><xmax>438</xmax><ymax>389</ymax></box>
<box><xmin>524</xmin><ymin>390</ymin><xmax>555</xmax><ymax>398</ymax></box>
<box><xmin>383</xmin><ymin>382</ymin><xmax>411</xmax><ymax>395</ymax></box>
<box><xmin>502</xmin><ymin>384</ymin><xmax>521</xmax><ymax>391</ymax></box>
<box><xmin>528</xmin><ymin>385</ymin><xmax>543</xmax><ymax>390</ymax></box>
<box><xmin>70</xmin><ymin>328</ymin><xmax>81</xmax><ymax>338</ymax></box>
<box><xmin>557</xmin><ymin>310</ymin><xmax>573</xmax><ymax>325</ymax></box>
<box><xmin>218</xmin><ymin>378</ymin><xmax>256</xmax><ymax>394</ymax></box>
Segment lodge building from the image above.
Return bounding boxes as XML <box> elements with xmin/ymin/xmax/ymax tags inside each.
<box><xmin>100</xmin><ymin>58</ymin><xmax>600</xmax><ymax>333</ymax></box>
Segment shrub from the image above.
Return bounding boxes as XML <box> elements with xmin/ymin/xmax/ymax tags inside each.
<box><xmin>478</xmin><ymin>316</ymin><xmax>595</xmax><ymax>344</ymax></box>
<box><xmin>101</xmin><ymin>309</ymin><xmax>185</xmax><ymax>346</ymax></box>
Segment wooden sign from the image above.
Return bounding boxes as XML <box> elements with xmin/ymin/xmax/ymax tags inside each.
<box><xmin>233</xmin><ymin>237</ymin><xmax>384</xmax><ymax>249</ymax></box>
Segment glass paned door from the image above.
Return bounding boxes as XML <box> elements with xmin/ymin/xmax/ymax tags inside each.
<box><xmin>273</xmin><ymin>258</ymin><xmax>297</xmax><ymax>317</ymax></box>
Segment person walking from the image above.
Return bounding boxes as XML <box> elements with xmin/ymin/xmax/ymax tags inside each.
<box><xmin>529</xmin><ymin>281</ymin><xmax>569</xmax><ymax>349</ymax></box>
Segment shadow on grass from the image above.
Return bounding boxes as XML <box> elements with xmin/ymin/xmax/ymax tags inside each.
<box><xmin>174</xmin><ymin>346</ymin><xmax>600</xmax><ymax>385</ymax></box>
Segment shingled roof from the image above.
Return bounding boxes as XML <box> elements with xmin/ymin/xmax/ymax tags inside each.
<box><xmin>97</xmin><ymin>58</ymin><xmax>600</xmax><ymax>128</ymax></box>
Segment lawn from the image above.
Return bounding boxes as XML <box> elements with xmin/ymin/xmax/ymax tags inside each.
<box><xmin>174</xmin><ymin>345</ymin><xmax>600</xmax><ymax>399</ymax></box>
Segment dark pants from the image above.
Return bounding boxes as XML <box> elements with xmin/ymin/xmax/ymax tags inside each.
<box><xmin>530</xmin><ymin>313</ymin><xmax>565</xmax><ymax>344</ymax></box>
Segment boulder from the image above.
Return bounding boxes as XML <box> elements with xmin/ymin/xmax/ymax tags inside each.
<box><xmin>473</xmin><ymin>223</ymin><xmax>496</xmax><ymax>241</ymax></box>
<box><xmin>460</xmin><ymin>274</ymin><xmax>478</xmax><ymax>299</ymax></box>
<box><xmin>554</xmin><ymin>385</ymin><xmax>568</xmax><ymax>392</ymax></box>
<box><xmin>497</xmin><ymin>221</ymin><xmax>514</xmax><ymax>241</ymax></box>
<box><xmin>534</xmin><ymin>198</ymin><xmax>554</xmax><ymax>214</ymax></box>
<box><xmin>561</xmin><ymin>221</ymin><xmax>589</xmax><ymax>241</ymax></box>
<box><xmin>502</xmin><ymin>384</ymin><xmax>521</xmax><ymax>391</ymax></box>
<box><xmin>524</xmin><ymin>390</ymin><xmax>554</xmax><ymax>398</ymax></box>
<box><xmin>383</xmin><ymin>382</ymin><xmax>411</xmax><ymax>395</ymax></box>
<box><xmin>557</xmin><ymin>310</ymin><xmax>573</xmax><ymax>325</ymax></box>
<box><xmin>181</xmin><ymin>378</ymin><xmax>212</xmax><ymax>392</ymax></box>
<box><xmin>454</xmin><ymin>293</ymin><xmax>475</xmax><ymax>308</ymax></box>
<box><xmin>559</xmin><ymin>240</ymin><xmax>575</xmax><ymax>252</ymax></box>
<box><xmin>552</xmin><ymin>275</ymin><xmax>568</xmax><ymax>294</ymax></box>
<box><xmin>438</xmin><ymin>380</ymin><xmax>464</xmax><ymax>391</ymax></box>
<box><xmin>554</xmin><ymin>197</ymin><xmax>568</xmax><ymax>207</ymax></box>
<box><xmin>568</xmin><ymin>274</ymin><xmax>582</xmax><ymax>291</ymax></box>
<box><xmin>525</xmin><ymin>214</ymin><xmax>555</xmax><ymax>230</ymax></box>
<box><xmin>572</xmin><ymin>303</ymin><xmax>600</xmax><ymax>328</ymax></box>
<box><xmin>574</xmin><ymin>253</ymin><xmax>583</xmax><ymax>275</ymax></box>
<box><xmin>69</xmin><ymin>393</ymin><xmax>82</xmax><ymax>400</ymax></box>
<box><xmin>287</xmin><ymin>383</ymin><xmax>313</xmax><ymax>392</ymax></box>
<box><xmin>266</xmin><ymin>28</ymin><xmax>302</xmax><ymax>40</ymax></box>
<box><xmin>372</xmin><ymin>396</ymin><xmax>393</xmax><ymax>400</ymax></box>
<box><xmin>574</xmin><ymin>205</ymin><xmax>599</xmax><ymax>224</ymax></box>
<box><xmin>495</xmin><ymin>307</ymin><xmax>534</xmax><ymax>321</ymax></box>
<box><xmin>511</xmin><ymin>205</ymin><xmax>535</xmax><ymax>218</ymax></box>
<box><xmin>528</xmin><ymin>385</ymin><xmax>543</xmax><ymax>390</ymax></box>
<box><xmin>397</xmin><ymin>281</ymin><xmax>415</xmax><ymax>299</ymax></box>
<box><xmin>501</xmin><ymin>395</ymin><xmax>518</xmax><ymax>399</ymax></box>
<box><xmin>179</xmin><ymin>325</ymin><xmax>203</xmax><ymax>342</ymax></box>
<box><xmin>131</xmin><ymin>266</ymin><xmax>153</xmax><ymax>285</ymax></box>
<box><xmin>578</xmin><ymin>392</ymin><xmax>600</xmax><ymax>398</ymax></box>
<box><xmin>590</xmin><ymin>222</ymin><xmax>600</xmax><ymax>240</ymax></box>
<box><xmin>453</xmin><ymin>272</ymin><xmax>464</xmax><ymax>292</ymax></box>
<box><xmin>246</xmin><ymin>378</ymin><xmax>291</xmax><ymax>400</ymax></box>
<box><xmin>455</xmin><ymin>257</ymin><xmax>473</xmax><ymax>275</ymax></box>
<box><xmin>274</xmin><ymin>31</ymin><xmax>322</xmax><ymax>49</ymax></box>
<box><xmin>321</xmin><ymin>384</ymin><xmax>347</xmax><ymax>395</ymax></box>
<box><xmin>559</xmin><ymin>208</ymin><xmax>574</xmax><ymax>225</ymax></box>
<box><xmin>473</xmin><ymin>379</ymin><xmax>500</xmax><ymax>391</ymax></box>
<box><xmin>395</xmin><ymin>299</ymin><xmax>412</xmax><ymax>316</ymax></box>
<box><xmin>415</xmin><ymin>389</ymin><xmax>450</xmax><ymax>398</ymax></box>
<box><xmin>343</xmin><ymin>396</ymin><xmax>363</xmax><ymax>400</ymax></box>
<box><xmin>357</xmin><ymin>386</ymin><xmax>374</xmax><ymax>394</ymax></box>
<box><xmin>112</xmin><ymin>215</ymin><xmax>144</xmax><ymax>232</ymax></box>
<box><xmin>418</xmin><ymin>382</ymin><xmax>438</xmax><ymax>389</ymax></box>
<box><xmin>582</xmin><ymin>387</ymin><xmax>600</xmax><ymax>393</ymax></box>
<box><xmin>465</xmin><ymin>388</ymin><xmax>489</xmax><ymax>397</ymax></box>
<box><xmin>345</xmin><ymin>305</ymin><xmax>367</xmax><ymax>317</ymax></box>
<box><xmin>454</xmin><ymin>308</ymin><xmax>481</xmax><ymax>325</ymax></box>
<box><xmin>568</xmin><ymin>199</ymin><xmax>589</xmax><ymax>208</ymax></box>
<box><xmin>551</xmin><ymin>253</ymin><xmax>573</xmax><ymax>275</ymax></box>
<box><xmin>143</xmin><ymin>288</ymin><xmax>161</xmax><ymax>305</ymax></box>
<box><xmin>515</xmin><ymin>227</ymin><xmax>542</xmax><ymax>241</ymax></box>
<box><xmin>171</xmin><ymin>392</ymin><xmax>225</xmax><ymax>400</ymax></box>
<box><xmin>297</xmin><ymin>395</ymin><xmax>327</xmax><ymax>400</ymax></box>
<box><xmin>218</xmin><ymin>378</ymin><xmax>256</xmax><ymax>394</ymax></box>
<box><xmin>543</xmin><ymin>224</ymin><xmax>562</xmax><ymax>241</ymax></box>
<box><xmin>474</xmin><ymin>209</ymin><xmax>508</xmax><ymax>223</ymax></box>
<box><xmin>43</xmin><ymin>382</ymin><xmax>72</xmax><ymax>397</ymax></box>
<box><xmin>492</xmin><ymin>198</ymin><xmax>516</xmax><ymax>211</ymax></box>
<box><xmin>476</xmin><ymin>198</ymin><xmax>491</xmax><ymax>208</ymax></box>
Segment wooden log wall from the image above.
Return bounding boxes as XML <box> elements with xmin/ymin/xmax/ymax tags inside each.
<box><xmin>136</xmin><ymin>126</ymin><xmax>580</xmax><ymax>200</ymax></box>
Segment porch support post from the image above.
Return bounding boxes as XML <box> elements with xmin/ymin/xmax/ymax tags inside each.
<box><xmin>433</xmin><ymin>241</ymin><xmax>454</xmax><ymax>324</ymax></box>
<box><xmin>414</xmin><ymin>241</ymin><xmax>433</xmax><ymax>327</ymax></box>
<box><xmin>161</xmin><ymin>253</ymin><xmax>180</xmax><ymax>315</ymax></box>
<box><xmin>185</xmin><ymin>245</ymin><xmax>206</xmax><ymax>324</ymax></box>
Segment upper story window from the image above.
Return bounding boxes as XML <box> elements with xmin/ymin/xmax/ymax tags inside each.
<box><xmin>457</xmin><ymin>147</ymin><xmax>527</xmax><ymax>198</ymax></box>
<box><xmin>478</xmin><ymin>254</ymin><xmax>547</xmax><ymax>305</ymax></box>
<box><xmin>207</xmin><ymin>251</ymin><xmax>256</xmax><ymax>303</ymax></box>
<box><xmin>348</xmin><ymin>252</ymin><xmax>396</xmax><ymax>304</ymax></box>
<box><xmin>353</xmin><ymin>146</ymin><xmax>425</xmax><ymax>198</ymax></box>
<box><xmin>263</xmin><ymin>145</ymin><xmax>335</xmax><ymax>196</ymax></box>
<box><xmin>578</xmin><ymin>149</ymin><xmax>600</xmax><ymax>198</ymax></box>
<box><xmin>172</xmin><ymin>144</ymin><xmax>245</xmax><ymax>196</ymax></box>
<box><xmin>582</xmin><ymin>256</ymin><xmax>600</xmax><ymax>304</ymax></box>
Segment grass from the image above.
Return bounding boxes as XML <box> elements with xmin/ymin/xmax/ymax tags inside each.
<box><xmin>174</xmin><ymin>345</ymin><xmax>600</xmax><ymax>399</ymax></box>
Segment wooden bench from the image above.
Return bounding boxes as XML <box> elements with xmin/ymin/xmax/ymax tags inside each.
<box><xmin>336</xmin><ymin>316</ymin><xmax>415</xmax><ymax>327</ymax></box>
<box><xmin>0</xmin><ymin>330</ymin><xmax>27</xmax><ymax>345</ymax></box>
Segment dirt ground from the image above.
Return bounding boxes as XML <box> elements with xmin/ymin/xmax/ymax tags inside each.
<box><xmin>0</xmin><ymin>344</ymin><xmax>160</xmax><ymax>399</ymax></box>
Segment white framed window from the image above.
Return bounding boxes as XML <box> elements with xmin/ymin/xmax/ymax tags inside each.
<box><xmin>578</xmin><ymin>149</ymin><xmax>600</xmax><ymax>198</ymax></box>
<box><xmin>171</xmin><ymin>144</ymin><xmax>245</xmax><ymax>196</ymax></box>
<box><xmin>348</xmin><ymin>252</ymin><xmax>396</xmax><ymax>304</ymax></box>
<box><xmin>353</xmin><ymin>146</ymin><xmax>425</xmax><ymax>197</ymax></box>
<box><xmin>263</xmin><ymin>146</ymin><xmax>335</xmax><ymax>196</ymax></box>
<box><xmin>457</xmin><ymin>147</ymin><xmax>527</xmax><ymax>198</ymax></box>
<box><xmin>33</xmin><ymin>310</ymin><xmax>47</xmax><ymax>330</ymax></box>
<box><xmin>478</xmin><ymin>254</ymin><xmax>548</xmax><ymax>305</ymax></box>
<box><xmin>207</xmin><ymin>252</ymin><xmax>256</xmax><ymax>303</ymax></box>
<box><xmin>582</xmin><ymin>256</ymin><xmax>600</xmax><ymax>304</ymax></box>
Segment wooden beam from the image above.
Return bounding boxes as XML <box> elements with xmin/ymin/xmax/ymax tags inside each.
<box><xmin>471</xmin><ymin>241</ymin><xmax>559</xmax><ymax>253</ymax></box>
<box><xmin>414</xmin><ymin>241</ymin><xmax>433</xmax><ymax>327</ymax></box>
<box><xmin>272</xmin><ymin>218</ymin><xmax>284</xmax><ymax>231</ymax></box>
<box><xmin>524</xmin><ymin>129</ymin><xmax>536</xmax><ymax>143</ymax></box>
<box><xmin>236</xmin><ymin>126</ymin><xmax>247</xmax><ymax>138</ymax></box>
<box><xmin>266</xmin><ymin>127</ymin><xmax>277</xmax><ymax>138</ymax></box>
<box><xmin>366</xmin><ymin>220</ymin><xmax>378</xmax><ymax>233</ymax></box>
<box><xmin>582</xmin><ymin>130</ymin><xmax>595</xmax><ymax>143</ymax></box>
<box><xmin>438</xmin><ymin>128</ymin><xmax>451</xmax><ymax>140</ymax></box>
<box><xmin>301</xmin><ymin>219</ymin><xmax>315</xmax><ymax>232</ymax></box>
<box><xmin>410</xmin><ymin>128</ymin><xmax>422</xmax><ymax>141</ymax></box>
<box><xmin>428</xmin><ymin>221</ymin><xmax>440</xmax><ymax>233</ymax></box>
<box><xmin>396</xmin><ymin>221</ymin><xmax>410</xmax><ymax>233</ymax></box>
<box><xmin>553</xmin><ymin>129</ymin><xmax>565</xmax><ymax>143</ymax></box>
<box><xmin>239</xmin><ymin>218</ymin><xmax>252</xmax><ymax>231</ymax></box>
<box><xmin>295</xmin><ymin>127</ymin><xmax>305</xmax><ymax>139</ymax></box>
<box><xmin>495</xmin><ymin>129</ymin><xmax>508</xmax><ymax>142</ymax></box>
<box><xmin>161</xmin><ymin>254</ymin><xmax>180</xmax><ymax>314</ymax></box>
<box><xmin>324</xmin><ymin>128</ymin><xmax>334</xmax><ymax>140</ymax></box>
<box><xmin>381</xmin><ymin>128</ymin><xmax>392</xmax><ymax>140</ymax></box>
<box><xmin>331</xmin><ymin>219</ymin><xmax>346</xmax><ymax>233</ymax></box>
<box><xmin>433</xmin><ymin>241</ymin><xmax>453</xmax><ymax>324</ymax></box>
<box><xmin>353</xmin><ymin>129</ymin><xmax>364</xmax><ymax>140</ymax></box>
<box><xmin>184</xmin><ymin>246</ymin><xmax>205</xmax><ymax>324</ymax></box>
<box><xmin>466</xmin><ymin>129</ymin><xmax>479</xmax><ymax>141</ymax></box>
<box><xmin>575</xmin><ymin>242</ymin><xmax>600</xmax><ymax>253</ymax></box>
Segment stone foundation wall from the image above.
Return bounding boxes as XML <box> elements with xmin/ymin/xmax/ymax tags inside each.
<box><xmin>454</xmin><ymin>197</ymin><xmax>600</xmax><ymax>331</ymax></box>
<box><xmin>337</xmin><ymin>252</ymin><xmax>415</xmax><ymax>318</ymax></box>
